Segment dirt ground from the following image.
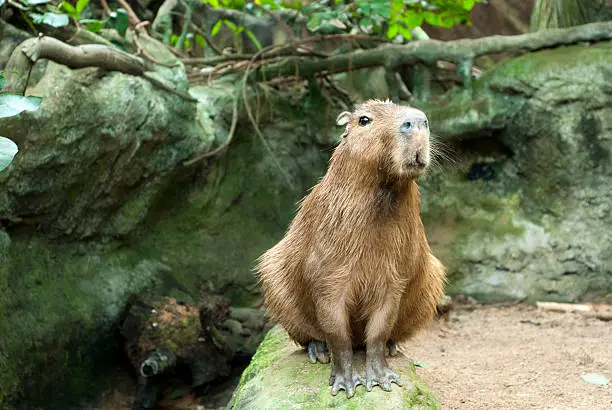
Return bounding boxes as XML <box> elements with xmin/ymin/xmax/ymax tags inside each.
<box><xmin>95</xmin><ymin>303</ymin><xmax>611</xmax><ymax>410</ymax></box>
<box><xmin>400</xmin><ymin>303</ymin><xmax>612</xmax><ymax>410</ymax></box>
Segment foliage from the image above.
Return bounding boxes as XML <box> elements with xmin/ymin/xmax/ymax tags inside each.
<box><xmin>204</xmin><ymin>0</ymin><xmax>481</xmax><ymax>41</ymax></box>
<box><xmin>0</xmin><ymin>71</ymin><xmax>41</xmax><ymax>172</ymax></box>
<box><xmin>0</xmin><ymin>0</ymin><xmax>127</xmax><ymax>35</ymax></box>
<box><xmin>1</xmin><ymin>0</ymin><xmax>480</xmax><ymax>53</ymax></box>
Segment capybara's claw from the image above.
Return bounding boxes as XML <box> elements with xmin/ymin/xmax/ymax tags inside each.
<box><xmin>365</xmin><ymin>364</ymin><xmax>402</xmax><ymax>392</ymax></box>
<box><xmin>330</xmin><ymin>371</ymin><xmax>363</xmax><ymax>398</ymax></box>
<box><xmin>386</xmin><ymin>339</ymin><xmax>398</xmax><ymax>357</ymax></box>
<box><xmin>307</xmin><ymin>340</ymin><xmax>330</xmax><ymax>364</ymax></box>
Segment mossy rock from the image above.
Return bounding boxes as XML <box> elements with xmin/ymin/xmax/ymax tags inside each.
<box><xmin>229</xmin><ymin>326</ymin><xmax>439</xmax><ymax>410</ymax></box>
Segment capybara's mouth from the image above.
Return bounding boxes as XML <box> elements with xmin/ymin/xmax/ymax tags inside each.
<box><xmin>401</xmin><ymin>162</ymin><xmax>428</xmax><ymax>178</ymax></box>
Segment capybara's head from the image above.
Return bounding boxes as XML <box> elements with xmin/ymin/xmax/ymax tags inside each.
<box><xmin>336</xmin><ymin>99</ymin><xmax>431</xmax><ymax>179</ymax></box>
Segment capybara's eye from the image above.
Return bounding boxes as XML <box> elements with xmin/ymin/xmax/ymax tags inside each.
<box><xmin>358</xmin><ymin>116</ymin><xmax>371</xmax><ymax>126</ymax></box>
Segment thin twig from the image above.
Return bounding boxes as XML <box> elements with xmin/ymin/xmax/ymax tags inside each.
<box><xmin>188</xmin><ymin>21</ymin><xmax>223</xmax><ymax>55</ymax></box>
<box><xmin>183</xmin><ymin>45</ymin><xmax>327</xmax><ymax>66</ymax></box>
<box><xmin>241</xmin><ymin>45</ymin><xmax>295</xmax><ymax>190</ymax></box>
<box><xmin>133</xmin><ymin>31</ymin><xmax>180</xmax><ymax>68</ymax></box>
<box><xmin>116</xmin><ymin>0</ymin><xmax>144</xmax><ymax>30</ymax></box>
<box><xmin>142</xmin><ymin>73</ymin><xmax>197</xmax><ymax>103</ymax></box>
<box><xmin>100</xmin><ymin>0</ymin><xmax>112</xmax><ymax>16</ymax></box>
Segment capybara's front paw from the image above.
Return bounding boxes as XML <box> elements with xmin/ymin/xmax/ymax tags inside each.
<box><xmin>365</xmin><ymin>360</ymin><xmax>402</xmax><ymax>392</ymax></box>
<box><xmin>307</xmin><ymin>340</ymin><xmax>330</xmax><ymax>364</ymax></box>
<box><xmin>329</xmin><ymin>369</ymin><xmax>363</xmax><ymax>398</ymax></box>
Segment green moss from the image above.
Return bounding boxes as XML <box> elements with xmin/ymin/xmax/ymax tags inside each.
<box><xmin>0</xmin><ymin>96</ymin><xmax>331</xmax><ymax>407</ymax></box>
<box><xmin>230</xmin><ymin>327</ymin><xmax>440</xmax><ymax>410</ymax></box>
<box><xmin>488</xmin><ymin>42</ymin><xmax>612</xmax><ymax>86</ymax></box>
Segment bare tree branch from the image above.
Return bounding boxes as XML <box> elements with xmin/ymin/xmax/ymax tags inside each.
<box><xmin>2</xmin><ymin>36</ymin><xmax>144</xmax><ymax>95</ymax></box>
<box><xmin>254</xmin><ymin>21</ymin><xmax>612</xmax><ymax>82</ymax></box>
<box><xmin>1</xmin><ymin>36</ymin><xmax>196</xmax><ymax>103</ymax></box>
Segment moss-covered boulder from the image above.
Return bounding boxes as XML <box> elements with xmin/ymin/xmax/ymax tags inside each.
<box><xmin>228</xmin><ymin>326</ymin><xmax>439</xmax><ymax>410</ymax></box>
<box><xmin>0</xmin><ymin>53</ymin><xmax>333</xmax><ymax>406</ymax></box>
<box><xmin>417</xmin><ymin>41</ymin><xmax>612</xmax><ymax>303</ymax></box>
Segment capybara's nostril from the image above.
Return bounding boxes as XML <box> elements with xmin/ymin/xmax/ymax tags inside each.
<box><xmin>416</xmin><ymin>152</ymin><xmax>423</xmax><ymax>166</ymax></box>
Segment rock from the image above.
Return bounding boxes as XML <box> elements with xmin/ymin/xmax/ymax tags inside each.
<box><xmin>222</xmin><ymin>319</ymin><xmax>244</xmax><ymax>336</ymax></box>
<box><xmin>229</xmin><ymin>307</ymin><xmax>266</xmax><ymax>331</ymax></box>
<box><xmin>418</xmin><ymin>41</ymin><xmax>612</xmax><ymax>303</ymax></box>
<box><xmin>119</xmin><ymin>295</ymin><xmax>241</xmax><ymax>410</ymax></box>
<box><xmin>0</xmin><ymin>21</ymin><xmax>30</xmax><ymax>68</ymax></box>
<box><xmin>0</xmin><ymin>57</ymin><xmax>331</xmax><ymax>407</ymax></box>
<box><xmin>0</xmin><ymin>58</ymin><xmax>207</xmax><ymax>239</ymax></box>
<box><xmin>228</xmin><ymin>326</ymin><xmax>439</xmax><ymax>410</ymax></box>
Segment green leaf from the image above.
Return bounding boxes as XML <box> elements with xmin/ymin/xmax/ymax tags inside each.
<box><xmin>0</xmin><ymin>0</ymin><xmax>5</xmax><ymax>7</ymax></box>
<box><xmin>0</xmin><ymin>76</ymin><xmax>5</xmax><ymax>91</ymax></box>
<box><xmin>0</xmin><ymin>137</ymin><xmax>18</xmax><ymax>172</ymax></box>
<box><xmin>224</xmin><ymin>20</ymin><xmax>238</xmax><ymax>33</ymax></box>
<box><xmin>463</xmin><ymin>0</ymin><xmax>475</xmax><ymax>10</ymax></box>
<box><xmin>359</xmin><ymin>16</ymin><xmax>373</xmax><ymax>32</ymax></box>
<box><xmin>307</xmin><ymin>13</ymin><xmax>323</xmax><ymax>31</ymax></box>
<box><xmin>81</xmin><ymin>19</ymin><xmax>104</xmax><ymax>33</ymax></box>
<box><xmin>109</xmin><ymin>9</ymin><xmax>129</xmax><ymax>37</ymax></box>
<box><xmin>31</xmin><ymin>12</ymin><xmax>70</xmax><ymax>28</ymax></box>
<box><xmin>76</xmin><ymin>0</ymin><xmax>90</xmax><ymax>14</ymax></box>
<box><xmin>386</xmin><ymin>23</ymin><xmax>399</xmax><ymax>39</ymax></box>
<box><xmin>211</xmin><ymin>20</ymin><xmax>223</xmax><ymax>36</ymax></box>
<box><xmin>370</xmin><ymin>2</ymin><xmax>391</xmax><ymax>19</ymax></box>
<box><xmin>245</xmin><ymin>29</ymin><xmax>262</xmax><ymax>51</ymax></box>
<box><xmin>22</xmin><ymin>0</ymin><xmax>51</xmax><ymax>5</ymax></box>
<box><xmin>581</xmin><ymin>373</ymin><xmax>609</xmax><ymax>386</ymax></box>
<box><xmin>194</xmin><ymin>34</ymin><xmax>206</xmax><ymax>48</ymax></box>
<box><xmin>398</xmin><ymin>25</ymin><xmax>412</xmax><ymax>40</ymax></box>
<box><xmin>411</xmin><ymin>360</ymin><xmax>428</xmax><ymax>368</ymax></box>
<box><xmin>401</xmin><ymin>13</ymin><xmax>424</xmax><ymax>30</ymax></box>
<box><xmin>61</xmin><ymin>1</ymin><xmax>77</xmax><ymax>16</ymax></box>
<box><xmin>423</xmin><ymin>12</ymin><xmax>442</xmax><ymax>26</ymax></box>
<box><xmin>0</xmin><ymin>95</ymin><xmax>42</xmax><ymax>118</ymax></box>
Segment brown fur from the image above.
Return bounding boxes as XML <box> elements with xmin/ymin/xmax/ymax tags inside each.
<box><xmin>257</xmin><ymin>99</ymin><xmax>445</xmax><ymax>351</ymax></box>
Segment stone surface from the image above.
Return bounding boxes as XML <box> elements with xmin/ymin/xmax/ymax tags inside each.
<box><xmin>418</xmin><ymin>41</ymin><xmax>612</xmax><ymax>303</ymax></box>
<box><xmin>2</xmin><ymin>30</ymin><xmax>612</xmax><ymax>410</ymax></box>
<box><xmin>0</xmin><ymin>59</ymin><xmax>207</xmax><ymax>238</ymax></box>
<box><xmin>228</xmin><ymin>326</ymin><xmax>439</xmax><ymax>410</ymax></box>
<box><xmin>0</xmin><ymin>61</ymin><xmax>331</xmax><ymax>407</ymax></box>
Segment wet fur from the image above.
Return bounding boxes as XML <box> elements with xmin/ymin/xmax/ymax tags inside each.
<box><xmin>257</xmin><ymin>100</ymin><xmax>445</xmax><ymax>351</ymax></box>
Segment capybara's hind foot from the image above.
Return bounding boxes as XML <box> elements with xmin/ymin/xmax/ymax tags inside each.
<box><xmin>386</xmin><ymin>339</ymin><xmax>398</xmax><ymax>357</ymax></box>
<box><xmin>329</xmin><ymin>367</ymin><xmax>363</xmax><ymax>398</ymax></box>
<box><xmin>307</xmin><ymin>340</ymin><xmax>330</xmax><ymax>364</ymax></box>
<box><xmin>365</xmin><ymin>356</ymin><xmax>402</xmax><ymax>392</ymax></box>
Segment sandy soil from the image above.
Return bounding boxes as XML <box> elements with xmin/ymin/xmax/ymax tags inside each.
<box><xmin>399</xmin><ymin>303</ymin><xmax>612</xmax><ymax>410</ymax></box>
<box><xmin>95</xmin><ymin>303</ymin><xmax>611</xmax><ymax>410</ymax></box>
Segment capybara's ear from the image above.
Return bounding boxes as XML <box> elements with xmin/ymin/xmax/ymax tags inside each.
<box><xmin>336</xmin><ymin>111</ymin><xmax>351</xmax><ymax>126</ymax></box>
